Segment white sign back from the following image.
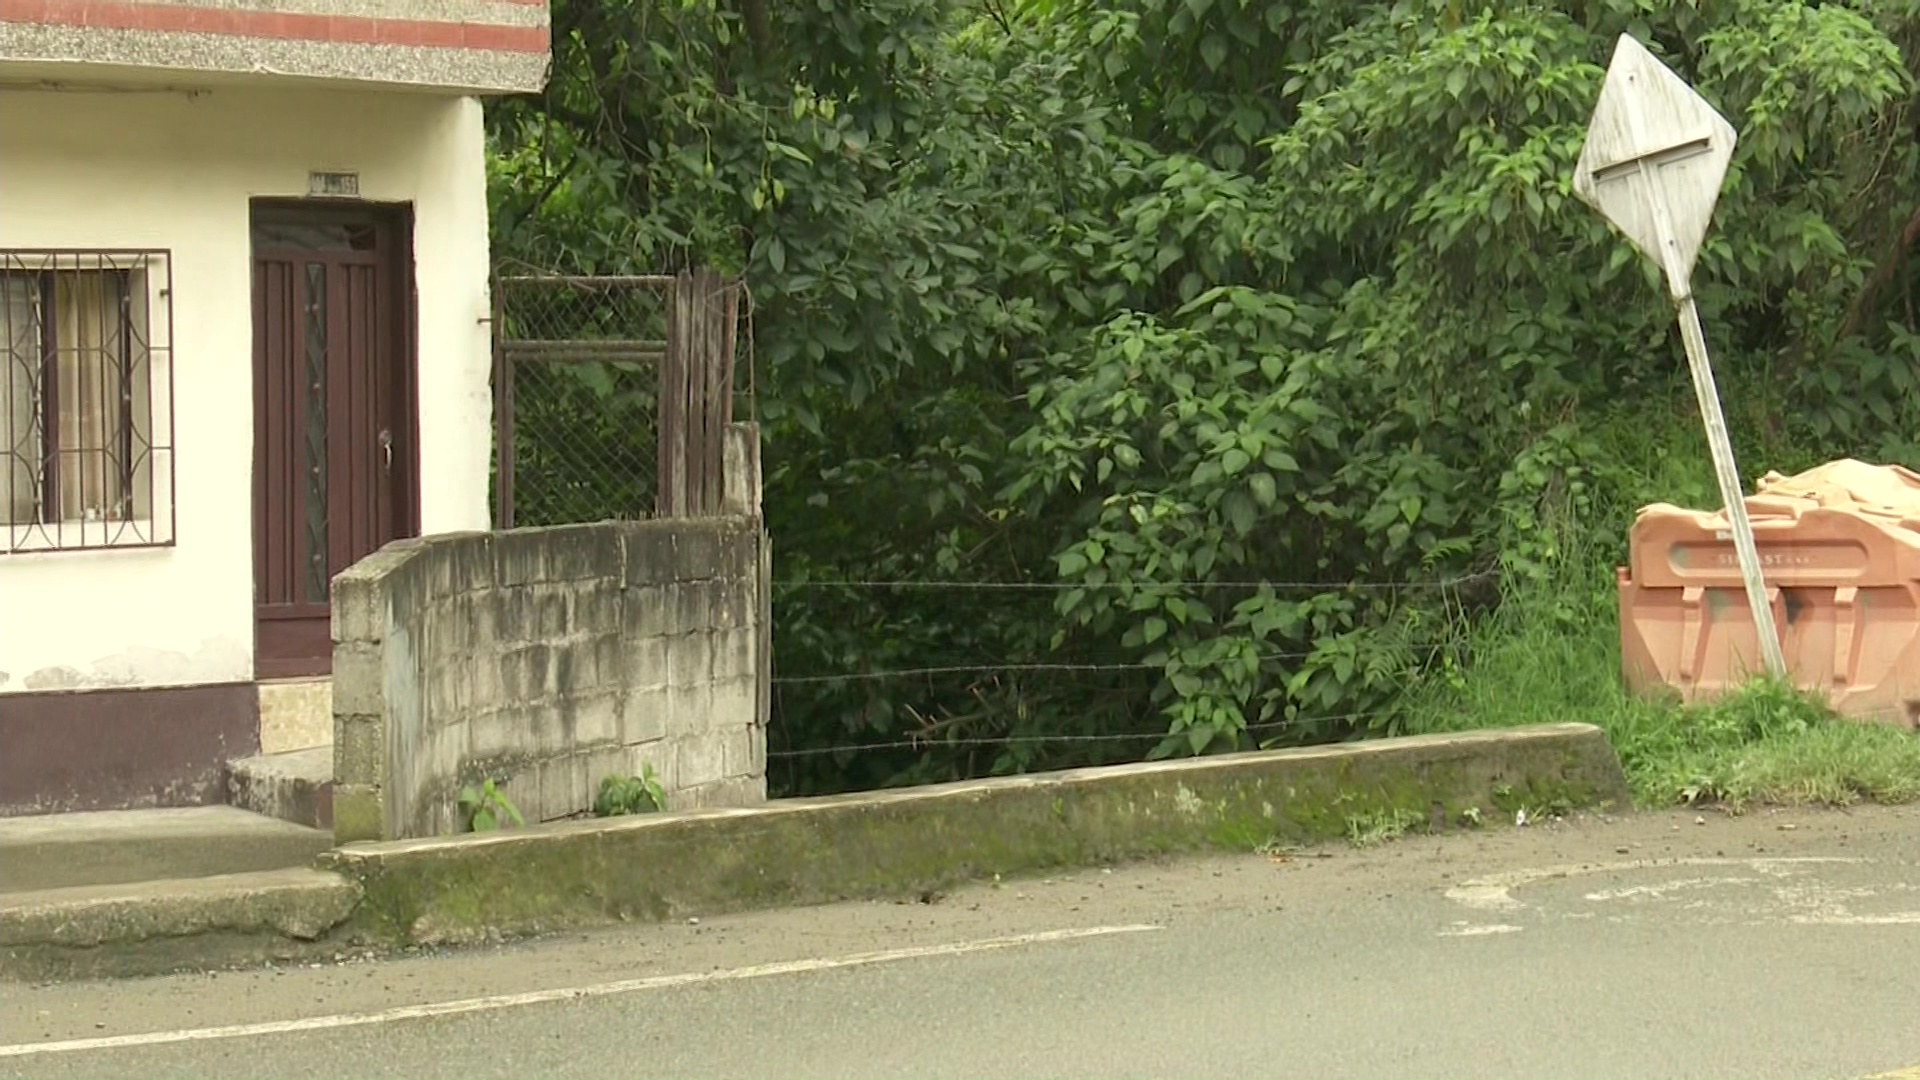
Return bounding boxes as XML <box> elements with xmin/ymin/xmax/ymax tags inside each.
<box><xmin>1571</xmin><ymin>34</ymin><xmax>1735</xmax><ymax>298</ymax></box>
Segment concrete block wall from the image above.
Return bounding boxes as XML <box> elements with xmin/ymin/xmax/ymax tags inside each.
<box><xmin>331</xmin><ymin>429</ymin><xmax>770</xmax><ymax>842</ymax></box>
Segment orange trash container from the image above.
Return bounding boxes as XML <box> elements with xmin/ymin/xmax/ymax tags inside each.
<box><xmin>1617</xmin><ymin>459</ymin><xmax>1920</xmax><ymax>729</ymax></box>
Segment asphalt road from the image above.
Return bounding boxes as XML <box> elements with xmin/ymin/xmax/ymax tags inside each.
<box><xmin>3</xmin><ymin>804</ymin><xmax>1917</xmax><ymax>1079</ymax></box>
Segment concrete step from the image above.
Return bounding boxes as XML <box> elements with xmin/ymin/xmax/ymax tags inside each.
<box><xmin>227</xmin><ymin>747</ymin><xmax>334</xmax><ymax>831</ymax></box>
<box><xmin>0</xmin><ymin>866</ymin><xmax>359</xmax><ymax>981</ymax></box>
<box><xmin>0</xmin><ymin>806</ymin><xmax>332</xmax><ymax>894</ymax></box>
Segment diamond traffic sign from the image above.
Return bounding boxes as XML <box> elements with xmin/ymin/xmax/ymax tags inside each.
<box><xmin>1570</xmin><ymin>34</ymin><xmax>1786</xmax><ymax>679</ymax></box>
<box><xmin>1572</xmin><ymin>34</ymin><xmax>1736</xmax><ymax>298</ymax></box>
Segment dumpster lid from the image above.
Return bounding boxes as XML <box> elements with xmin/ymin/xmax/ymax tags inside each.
<box><xmin>1636</xmin><ymin>459</ymin><xmax>1920</xmax><ymax>530</ymax></box>
<box><xmin>1751</xmin><ymin>459</ymin><xmax>1920</xmax><ymax>519</ymax></box>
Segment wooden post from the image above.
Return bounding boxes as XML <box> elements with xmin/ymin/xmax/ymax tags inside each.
<box><xmin>698</xmin><ymin>269</ymin><xmax>730</xmax><ymax>515</ymax></box>
<box><xmin>490</xmin><ymin>276</ymin><xmax>515</xmax><ymax>529</ymax></box>
<box><xmin>713</xmin><ymin>275</ymin><xmax>739</xmax><ymax>512</ymax></box>
<box><xmin>685</xmin><ymin>270</ymin><xmax>711</xmax><ymax>515</ymax></box>
<box><xmin>656</xmin><ymin>267</ymin><xmax>743</xmax><ymax>519</ymax></box>
<box><xmin>658</xmin><ymin>271</ymin><xmax>693</xmax><ymax>518</ymax></box>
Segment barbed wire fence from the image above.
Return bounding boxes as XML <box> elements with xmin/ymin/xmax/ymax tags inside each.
<box><xmin>763</xmin><ymin>569</ymin><xmax>1497</xmax><ymax>775</ymax></box>
<box><xmin>482</xmin><ymin>282</ymin><xmax>1492</xmax><ymax>777</ymax></box>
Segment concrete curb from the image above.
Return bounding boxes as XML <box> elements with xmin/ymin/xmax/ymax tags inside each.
<box><xmin>0</xmin><ymin>723</ymin><xmax>1629</xmax><ymax>978</ymax></box>
<box><xmin>327</xmin><ymin>723</ymin><xmax>1628</xmax><ymax>945</ymax></box>
<box><xmin>0</xmin><ymin>868</ymin><xmax>360</xmax><ymax>982</ymax></box>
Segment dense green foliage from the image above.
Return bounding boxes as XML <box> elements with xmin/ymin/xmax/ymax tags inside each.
<box><xmin>488</xmin><ymin>0</ymin><xmax>1920</xmax><ymax>798</ymax></box>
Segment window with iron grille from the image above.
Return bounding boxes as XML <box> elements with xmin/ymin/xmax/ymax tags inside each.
<box><xmin>1</xmin><ymin>250</ymin><xmax>175</xmax><ymax>553</ymax></box>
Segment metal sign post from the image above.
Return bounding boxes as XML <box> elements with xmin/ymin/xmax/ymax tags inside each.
<box><xmin>1571</xmin><ymin>34</ymin><xmax>1787</xmax><ymax>678</ymax></box>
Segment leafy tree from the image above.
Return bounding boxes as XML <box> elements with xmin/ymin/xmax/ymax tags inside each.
<box><xmin>489</xmin><ymin>0</ymin><xmax>1920</xmax><ymax>792</ymax></box>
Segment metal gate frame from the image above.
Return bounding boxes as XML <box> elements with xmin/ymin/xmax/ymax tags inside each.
<box><xmin>490</xmin><ymin>268</ymin><xmax>741</xmax><ymax>528</ymax></box>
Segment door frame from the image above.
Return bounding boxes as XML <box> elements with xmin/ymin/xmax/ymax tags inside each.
<box><xmin>249</xmin><ymin>197</ymin><xmax>421</xmax><ymax>680</ymax></box>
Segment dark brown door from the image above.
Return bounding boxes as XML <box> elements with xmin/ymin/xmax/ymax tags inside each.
<box><xmin>252</xmin><ymin>203</ymin><xmax>416</xmax><ymax>679</ymax></box>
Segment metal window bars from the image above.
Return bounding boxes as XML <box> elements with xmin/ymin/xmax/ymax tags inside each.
<box><xmin>0</xmin><ymin>250</ymin><xmax>175</xmax><ymax>553</ymax></box>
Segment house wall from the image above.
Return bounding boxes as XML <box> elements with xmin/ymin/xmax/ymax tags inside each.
<box><xmin>0</xmin><ymin>84</ymin><xmax>494</xmax><ymax>813</ymax></box>
<box><xmin>0</xmin><ymin>84</ymin><xmax>493</xmax><ymax>696</ymax></box>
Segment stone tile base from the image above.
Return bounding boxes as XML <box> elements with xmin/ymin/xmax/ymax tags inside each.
<box><xmin>258</xmin><ymin>678</ymin><xmax>333</xmax><ymax>755</ymax></box>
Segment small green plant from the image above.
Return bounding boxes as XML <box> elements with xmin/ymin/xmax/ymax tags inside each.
<box><xmin>457</xmin><ymin>777</ymin><xmax>525</xmax><ymax>832</ymax></box>
<box><xmin>1343</xmin><ymin>807</ymin><xmax>1424</xmax><ymax>848</ymax></box>
<box><xmin>593</xmin><ymin>765</ymin><xmax>666</xmax><ymax>817</ymax></box>
<box><xmin>1517</xmin><ymin>795</ymin><xmax>1576</xmax><ymax>822</ymax></box>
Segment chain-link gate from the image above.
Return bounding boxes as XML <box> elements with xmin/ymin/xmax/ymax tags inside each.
<box><xmin>491</xmin><ymin>270</ymin><xmax>741</xmax><ymax>528</ymax></box>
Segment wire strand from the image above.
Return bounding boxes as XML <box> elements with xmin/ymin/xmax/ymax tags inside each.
<box><xmin>770</xmin><ymin>643</ymin><xmax>1460</xmax><ymax>686</ymax></box>
<box><xmin>765</xmin><ymin>711</ymin><xmax>1398</xmax><ymax>759</ymax></box>
<box><xmin>775</xmin><ymin>661</ymin><xmax>1159</xmax><ymax>685</ymax></box>
<box><xmin>771</xmin><ymin>570</ymin><xmax>1494</xmax><ymax>593</ymax></box>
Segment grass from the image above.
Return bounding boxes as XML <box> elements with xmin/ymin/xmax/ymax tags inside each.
<box><xmin>1343</xmin><ymin>807</ymin><xmax>1426</xmax><ymax>847</ymax></box>
<box><xmin>1395</xmin><ymin>405</ymin><xmax>1920</xmax><ymax>810</ymax></box>
<box><xmin>1407</xmin><ymin>613</ymin><xmax>1920</xmax><ymax>807</ymax></box>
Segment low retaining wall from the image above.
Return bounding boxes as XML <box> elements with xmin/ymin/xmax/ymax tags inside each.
<box><xmin>330</xmin><ymin>431</ymin><xmax>771</xmax><ymax>843</ymax></box>
<box><xmin>327</xmin><ymin>723</ymin><xmax>1629</xmax><ymax>944</ymax></box>
<box><xmin>0</xmin><ymin>724</ymin><xmax>1629</xmax><ymax>979</ymax></box>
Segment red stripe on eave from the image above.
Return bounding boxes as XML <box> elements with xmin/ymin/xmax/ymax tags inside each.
<box><xmin>10</xmin><ymin>0</ymin><xmax>550</xmax><ymax>54</ymax></box>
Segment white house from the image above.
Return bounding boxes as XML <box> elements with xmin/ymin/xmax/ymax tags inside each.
<box><xmin>0</xmin><ymin>1</ymin><xmax>548</xmax><ymax>815</ymax></box>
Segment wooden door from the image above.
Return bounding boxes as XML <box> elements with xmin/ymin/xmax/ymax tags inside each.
<box><xmin>252</xmin><ymin>203</ymin><xmax>416</xmax><ymax>679</ymax></box>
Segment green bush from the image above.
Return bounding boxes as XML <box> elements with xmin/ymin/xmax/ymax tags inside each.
<box><xmin>490</xmin><ymin>0</ymin><xmax>1920</xmax><ymax>798</ymax></box>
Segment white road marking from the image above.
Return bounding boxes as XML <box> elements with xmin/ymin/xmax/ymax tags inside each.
<box><xmin>1444</xmin><ymin>857</ymin><xmax>1863</xmax><ymax>912</ymax></box>
<box><xmin>1437</xmin><ymin>923</ymin><xmax>1523</xmax><ymax>937</ymax></box>
<box><xmin>0</xmin><ymin>924</ymin><xmax>1162</xmax><ymax>1058</ymax></box>
<box><xmin>1446</xmin><ymin>856</ymin><xmax>1920</xmax><ymax>927</ymax></box>
<box><xmin>1582</xmin><ymin>876</ymin><xmax>1757</xmax><ymax>903</ymax></box>
<box><xmin>1791</xmin><ymin>911</ymin><xmax>1920</xmax><ymax>926</ymax></box>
